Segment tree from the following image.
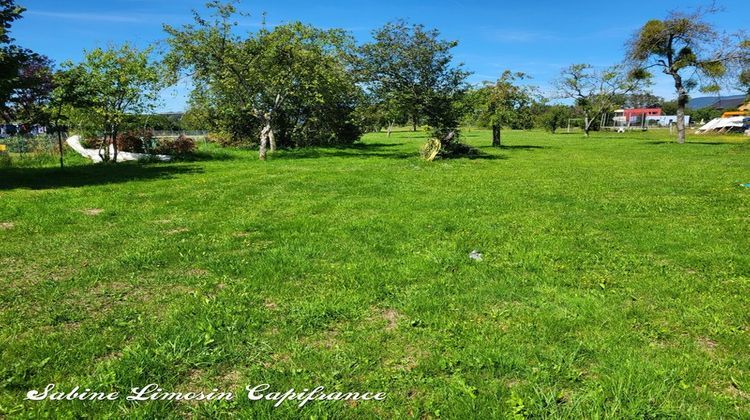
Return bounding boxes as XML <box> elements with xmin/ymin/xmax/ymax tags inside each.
<box><xmin>474</xmin><ymin>71</ymin><xmax>535</xmax><ymax>146</ymax></box>
<box><xmin>0</xmin><ymin>0</ymin><xmax>35</xmax><ymax>122</ymax></box>
<box><xmin>555</xmin><ymin>64</ymin><xmax>646</xmax><ymax>136</ymax></box>
<box><xmin>165</xmin><ymin>2</ymin><xmax>361</xmax><ymax>160</ymax></box>
<box><xmin>63</xmin><ymin>44</ymin><xmax>161</xmax><ymax>162</ymax></box>
<box><xmin>622</xmin><ymin>92</ymin><xmax>665</xmax><ymax>109</ymax></box>
<box><xmin>626</xmin><ymin>8</ymin><xmax>750</xmax><ymax>143</ymax></box>
<box><xmin>359</xmin><ymin>20</ymin><xmax>469</xmax><ymax>139</ymax></box>
<box><xmin>0</xmin><ymin>0</ymin><xmax>24</xmax><ymax>44</ymax></box>
<box><xmin>47</xmin><ymin>67</ymin><xmax>92</xmax><ymax>168</ymax></box>
<box><xmin>739</xmin><ymin>40</ymin><xmax>750</xmax><ymax>97</ymax></box>
<box><xmin>538</xmin><ymin>104</ymin><xmax>572</xmax><ymax>134</ymax></box>
<box><xmin>2</xmin><ymin>53</ymin><xmax>54</xmax><ymax>126</ymax></box>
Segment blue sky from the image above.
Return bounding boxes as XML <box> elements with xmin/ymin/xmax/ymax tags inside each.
<box><xmin>13</xmin><ymin>0</ymin><xmax>748</xmax><ymax>112</ymax></box>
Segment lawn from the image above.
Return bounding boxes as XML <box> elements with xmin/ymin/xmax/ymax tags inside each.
<box><xmin>1</xmin><ymin>129</ymin><xmax>749</xmax><ymax>418</ymax></box>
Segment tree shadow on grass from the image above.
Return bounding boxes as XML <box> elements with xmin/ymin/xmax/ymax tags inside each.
<box><xmin>178</xmin><ymin>150</ymin><xmax>240</xmax><ymax>161</ymax></box>
<box><xmin>276</xmin><ymin>141</ymin><xmax>415</xmax><ymax>160</ymax></box>
<box><xmin>645</xmin><ymin>140</ymin><xmax>740</xmax><ymax>146</ymax></box>
<box><xmin>0</xmin><ymin>163</ymin><xmax>204</xmax><ymax>190</ymax></box>
<box><xmin>479</xmin><ymin>144</ymin><xmax>550</xmax><ymax>150</ymax></box>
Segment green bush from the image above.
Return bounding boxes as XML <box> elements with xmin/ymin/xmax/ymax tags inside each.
<box><xmin>116</xmin><ymin>129</ymin><xmax>154</xmax><ymax>153</ymax></box>
<box><xmin>155</xmin><ymin>135</ymin><xmax>196</xmax><ymax>155</ymax></box>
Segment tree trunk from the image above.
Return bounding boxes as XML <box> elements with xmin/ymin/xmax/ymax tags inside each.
<box><xmin>111</xmin><ymin>127</ymin><xmax>118</xmax><ymax>163</ymax></box>
<box><xmin>387</xmin><ymin>121</ymin><xmax>393</xmax><ymax>138</ymax></box>
<box><xmin>99</xmin><ymin>131</ymin><xmax>110</xmax><ymax>162</ymax></box>
<box><xmin>268</xmin><ymin>127</ymin><xmax>276</xmax><ymax>153</ymax></box>
<box><xmin>675</xmin><ymin>104</ymin><xmax>686</xmax><ymax>144</ymax></box>
<box><xmin>259</xmin><ymin>124</ymin><xmax>269</xmax><ymax>161</ymax></box>
<box><xmin>492</xmin><ymin>124</ymin><xmax>501</xmax><ymax>147</ymax></box>
<box><xmin>412</xmin><ymin>117</ymin><xmax>417</xmax><ymax>132</ymax></box>
<box><xmin>669</xmin><ymin>71</ymin><xmax>688</xmax><ymax>144</ymax></box>
<box><xmin>583</xmin><ymin>115</ymin><xmax>591</xmax><ymax>137</ymax></box>
<box><xmin>675</xmin><ymin>91</ymin><xmax>688</xmax><ymax>144</ymax></box>
<box><xmin>56</xmin><ymin>128</ymin><xmax>64</xmax><ymax>169</ymax></box>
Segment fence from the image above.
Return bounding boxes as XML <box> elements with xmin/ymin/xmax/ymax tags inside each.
<box><xmin>0</xmin><ymin>135</ymin><xmax>60</xmax><ymax>154</ymax></box>
<box><xmin>151</xmin><ymin>130</ymin><xmax>209</xmax><ymax>138</ymax></box>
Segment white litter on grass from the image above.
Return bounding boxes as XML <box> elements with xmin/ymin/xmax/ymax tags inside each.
<box><xmin>469</xmin><ymin>250</ymin><xmax>483</xmax><ymax>261</ymax></box>
<box><xmin>66</xmin><ymin>135</ymin><xmax>172</xmax><ymax>163</ymax></box>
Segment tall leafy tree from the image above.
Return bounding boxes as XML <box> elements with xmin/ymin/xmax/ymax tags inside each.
<box><xmin>475</xmin><ymin>71</ymin><xmax>535</xmax><ymax>147</ymax></box>
<box><xmin>538</xmin><ymin>104</ymin><xmax>572</xmax><ymax>134</ymax></box>
<box><xmin>63</xmin><ymin>44</ymin><xmax>161</xmax><ymax>162</ymax></box>
<box><xmin>2</xmin><ymin>53</ymin><xmax>54</xmax><ymax>126</ymax></box>
<box><xmin>626</xmin><ymin>8</ymin><xmax>749</xmax><ymax>143</ymax></box>
<box><xmin>555</xmin><ymin>64</ymin><xmax>646</xmax><ymax>136</ymax></box>
<box><xmin>0</xmin><ymin>0</ymin><xmax>23</xmax><ymax>44</ymax></box>
<box><xmin>47</xmin><ymin>67</ymin><xmax>91</xmax><ymax>168</ymax></box>
<box><xmin>359</xmin><ymin>20</ymin><xmax>469</xmax><ymax>139</ymax></box>
<box><xmin>0</xmin><ymin>0</ymin><xmax>51</xmax><ymax>123</ymax></box>
<box><xmin>740</xmin><ymin>40</ymin><xmax>750</xmax><ymax>98</ymax></box>
<box><xmin>165</xmin><ymin>2</ymin><xmax>360</xmax><ymax>160</ymax></box>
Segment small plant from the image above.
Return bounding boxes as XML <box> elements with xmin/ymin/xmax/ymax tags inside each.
<box><xmin>0</xmin><ymin>153</ymin><xmax>11</xmax><ymax>168</ymax></box>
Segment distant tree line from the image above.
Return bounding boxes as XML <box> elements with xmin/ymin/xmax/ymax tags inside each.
<box><xmin>1</xmin><ymin>0</ymin><xmax>748</xmax><ymax>163</ymax></box>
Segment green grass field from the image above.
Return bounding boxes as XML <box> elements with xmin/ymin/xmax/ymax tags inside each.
<box><xmin>1</xmin><ymin>129</ymin><xmax>749</xmax><ymax>418</ymax></box>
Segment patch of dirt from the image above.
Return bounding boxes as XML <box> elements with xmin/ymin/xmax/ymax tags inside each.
<box><xmin>505</xmin><ymin>379</ymin><xmax>525</xmax><ymax>388</ymax></box>
<box><xmin>369</xmin><ymin>307</ymin><xmax>401</xmax><ymax>331</ymax></box>
<box><xmin>220</xmin><ymin>370</ymin><xmax>243</xmax><ymax>390</ymax></box>
<box><xmin>96</xmin><ymin>351</ymin><xmax>123</xmax><ymax>364</ymax></box>
<box><xmin>391</xmin><ymin>344</ymin><xmax>427</xmax><ymax>372</ymax></box>
<box><xmin>381</xmin><ymin>308</ymin><xmax>401</xmax><ymax>331</ymax></box>
<box><xmin>727</xmin><ymin>382</ymin><xmax>749</xmax><ymax>400</ymax></box>
<box><xmin>262</xmin><ymin>352</ymin><xmax>290</xmax><ymax>368</ymax></box>
<box><xmin>264</xmin><ymin>299</ymin><xmax>278</xmax><ymax>310</ymax></box>
<box><xmin>317</xmin><ymin>330</ymin><xmax>340</xmax><ymax>349</ymax></box>
<box><xmin>187</xmin><ymin>268</ymin><xmax>209</xmax><ymax>277</ymax></box>
<box><xmin>0</xmin><ymin>222</ymin><xmax>14</xmax><ymax>230</ymax></box>
<box><xmin>698</xmin><ymin>337</ymin><xmax>717</xmax><ymax>353</ymax></box>
<box><xmin>167</xmin><ymin>228</ymin><xmax>190</xmax><ymax>235</ymax></box>
<box><xmin>1</xmin><ymin>257</ymin><xmax>75</xmax><ymax>289</ymax></box>
<box><xmin>82</xmin><ymin>208</ymin><xmax>104</xmax><ymax>216</ymax></box>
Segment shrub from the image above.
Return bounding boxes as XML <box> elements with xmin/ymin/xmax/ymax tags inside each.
<box><xmin>171</xmin><ymin>134</ymin><xmax>196</xmax><ymax>155</ymax></box>
<box><xmin>155</xmin><ymin>135</ymin><xmax>196</xmax><ymax>155</ymax></box>
<box><xmin>207</xmin><ymin>131</ymin><xmax>251</xmax><ymax>148</ymax></box>
<box><xmin>0</xmin><ymin>153</ymin><xmax>11</xmax><ymax>168</ymax></box>
<box><xmin>80</xmin><ymin>136</ymin><xmax>101</xmax><ymax>149</ymax></box>
<box><xmin>116</xmin><ymin>129</ymin><xmax>153</xmax><ymax>153</ymax></box>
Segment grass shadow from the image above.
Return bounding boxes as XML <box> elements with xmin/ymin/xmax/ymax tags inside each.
<box><xmin>644</xmin><ymin>140</ymin><xmax>736</xmax><ymax>146</ymax></box>
<box><xmin>276</xmin><ymin>141</ymin><xmax>414</xmax><ymax>160</ymax></box>
<box><xmin>175</xmin><ymin>150</ymin><xmax>239</xmax><ymax>162</ymax></box>
<box><xmin>440</xmin><ymin>143</ymin><xmax>508</xmax><ymax>160</ymax></box>
<box><xmin>479</xmin><ymin>144</ymin><xmax>550</xmax><ymax>150</ymax></box>
<box><xmin>0</xmin><ymin>162</ymin><xmax>204</xmax><ymax>190</ymax></box>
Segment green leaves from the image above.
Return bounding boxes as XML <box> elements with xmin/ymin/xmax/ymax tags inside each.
<box><xmin>165</xmin><ymin>3</ymin><xmax>362</xmax><ymax>150</ymax></box>
<box><xmin>625</xmin><ymin>8</ymin><xmax>741</xmax><ymax>109</ymax></box>
<box><xmin>555</xmin><ymin>64</ymin><xmax>646</xmax><ymax>134</ymax></box>
<box><xmin>359</xmin><ymin>20</ymin><xmax>469</xmax><ymax>138</ymax></box>
<box><xmin>0</xmin><ymin>0</ymin><xmax>25</xmax><ymax>44</ymax></box>
<box><xmin>62</xmin><ymin>44</ymin><xmax>161</xmax><ymax>134</ymax></box>
<box><xmin>475</xmin><ymin>70</ymin><xmax>535</xmax><ymax>131</ymax></box>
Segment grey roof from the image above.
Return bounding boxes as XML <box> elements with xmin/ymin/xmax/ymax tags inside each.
<box><xmin>688</xmin><ymin>94</ymin><xmax>747</xmax><ymax>110</ymax></box>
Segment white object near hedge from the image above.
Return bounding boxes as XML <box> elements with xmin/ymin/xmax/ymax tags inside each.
<box><xmin>66</xmin><ymin>135</ymin><xmax>172</xmax><ymax>163</ymax></box>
